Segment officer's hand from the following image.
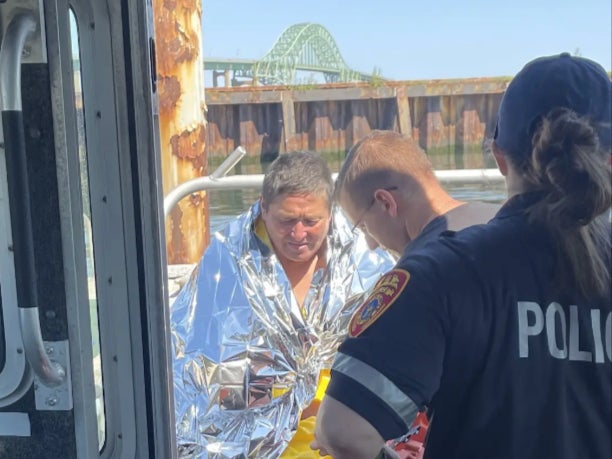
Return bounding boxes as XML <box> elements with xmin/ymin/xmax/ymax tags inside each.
<box><xmin>309</xmin><ymin>438</ymin><xmax>330</xmax><ymax>457</ymax></box>
<box><xmin>391</xmin><ymin>440</ymin><xmax>424</xmax><ymax>459</ymax></box>
<box><xmin>377</xmin><ymin>445</ymin><xmax>401</xmax><ymax>459</ymax></box>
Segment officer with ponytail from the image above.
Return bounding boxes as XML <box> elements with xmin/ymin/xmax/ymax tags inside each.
<box><xmin>312</xmin><ymin>53</ymin><xmax>612</xmax><ymax>459</ymax></box>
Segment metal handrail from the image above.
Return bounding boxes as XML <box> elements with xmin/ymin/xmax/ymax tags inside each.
<box><xmin>0</xmin><ymin>13</ymin><xmax>37</xmax><ymax>111</ymax></box>
<box><xmin>163</xmin><ymin>159</ymin><xmax>504</xmax><ymax>219</ymax></box>
<box><xmin>19</xmin><ymin>309</ymin><xmax>66</xmax><ymax>387</ymax></box>
<box><xmin>209</xmin><ymin>145</ymin><xmax>247</xmax><ymax>179</ymax></box>
<box><xmin>435</xmin><ymin>168</ymin><xmax>503</xmax><ymax>184</ymax></box>
<box><xmin>164</xmin><ymin>145</ymin><xmax>248</xmax><ymax>217</ymax></box>
<box><xmin>0</xmin><ymin>12</ymin><xmax>67</xmax><ymax>388</ymax></box>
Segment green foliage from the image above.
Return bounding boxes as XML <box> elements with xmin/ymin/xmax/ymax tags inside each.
<box><xmin>369</xmin><ymin>66</ymin><xmax>385</xmax><ymax>87</ymax></box>
<box><xmin>287</xmin><ymin>74</ymin><xmax>319</xmax><ymax>90</ymax></box>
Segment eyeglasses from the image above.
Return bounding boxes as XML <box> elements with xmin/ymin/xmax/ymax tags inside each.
<box><xmin>350</xmin><ymin>186</ymin><xmax>398</xmax><ymax>233</ymax></box>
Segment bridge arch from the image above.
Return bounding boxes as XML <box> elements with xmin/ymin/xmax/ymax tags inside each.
<box><xmin>252</xmin><ymin>23</ymin><xmax>368</xmax><ymax>85</ymax></box>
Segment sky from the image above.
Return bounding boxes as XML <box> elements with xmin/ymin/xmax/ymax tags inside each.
<box><xmin>202</xmin><ymin>0</ymin><xmax>611</xmax><ymax>81</ymax></box>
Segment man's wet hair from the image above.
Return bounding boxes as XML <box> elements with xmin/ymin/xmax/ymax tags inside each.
<box><xmin>262</xmin><ymin>150</ymin><xmax>333</xmax><ymax>210</ymax></box>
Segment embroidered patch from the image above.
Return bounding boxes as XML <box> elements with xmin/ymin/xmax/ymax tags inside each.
<box><xmin>349</xmin><ymin>269</ymin><xmax>410</xmax><ymax>337</ymax></box>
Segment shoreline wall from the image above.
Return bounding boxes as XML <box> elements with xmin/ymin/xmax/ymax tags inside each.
<box><xmin>204</xmin><ymin>78</ymin><xmax>510</xmax><ymax>168</ymax></box>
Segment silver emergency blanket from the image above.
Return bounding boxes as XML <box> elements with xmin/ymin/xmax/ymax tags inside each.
<box><xmin>171</xmin><ymin>201</ymin><xmax>395</xmax><ymax>458</ymax></box>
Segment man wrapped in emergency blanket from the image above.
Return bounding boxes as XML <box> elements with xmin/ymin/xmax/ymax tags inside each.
<box><xmin>170</xmin><ymin>151</ymin><xmax>395</xmax><ymax>459</ymax></box>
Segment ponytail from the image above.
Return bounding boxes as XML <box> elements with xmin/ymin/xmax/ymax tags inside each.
<box><xmin>520</xmin><ymin>108</ymin><xmax>611</xmax><ymax>298</ymax></box>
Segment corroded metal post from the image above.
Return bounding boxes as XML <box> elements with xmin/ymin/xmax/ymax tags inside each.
<box><xmin>280</xmin><ymin>91</ymin><xmax>297</xmax><ymax>153</ymax></box>
<box><xmin>153</xmin><ymin>0</ymin><xmax>209</xmax><ymax>264</ymax></box>
<box><xmin>395</xmin><ymin>86</ymin><xmax>413</xmax><ymax>138</ymax></box>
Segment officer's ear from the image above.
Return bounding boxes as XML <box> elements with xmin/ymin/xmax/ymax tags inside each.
<box><xmin>373</xmin><ymin>188</ymin><xmax>398</xmax><ymax>218</ymax></box>
<box><xmin>492</xmin><ymin>142</ymin><xmax>509</xmax><ymax>177</ymax></box>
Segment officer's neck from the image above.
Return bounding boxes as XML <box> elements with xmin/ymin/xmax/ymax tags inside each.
<box><xmin>404</xmin><ymin>185</ymin><xmax>464</xmax><ymax>243</ymax></box>
<box><xmin>504</xmin><ymin>167</ymin><xmax>534</xmax><ymax>200</ymax></box>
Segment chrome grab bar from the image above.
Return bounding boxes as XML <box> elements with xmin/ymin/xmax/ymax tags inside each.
<box><xmin>0</xmin><ymin>12</ymin><xmax>67</xmax><ymax>388</ymax></box>
<box><xmin>209</xmin><ymin>145</ymin><xmax>247</xmax><ymax>179</ymax></box>
<box><xmin>19</xmin><ymin>309</ymin><xmax>66</xmax><ymax>387</ymax></box>
<box><xmin>163</xmin><ymin>145</ymin><xmax>248</xmax><ymax>217</ymax></box>
<box><xmin>162</xmin><ymin>153</ymin><xmax>503</xmax><ymax>219</ymax></box>
<box><xmin>0</xmin><ymin>13</ymin><xmax>36</xmax><ymax>111</ymax></box>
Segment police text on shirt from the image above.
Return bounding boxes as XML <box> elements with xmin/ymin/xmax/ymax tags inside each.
<box><xmin>518</xmin><ymin>301</ymin><xmax>612</xmax><ymax>363</ymax></box>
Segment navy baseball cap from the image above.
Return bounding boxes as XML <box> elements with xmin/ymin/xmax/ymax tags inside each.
<box><xmin>494</xmin><ymin>52</ymin><xmax>612</xmax><ymax>159</ymax></box>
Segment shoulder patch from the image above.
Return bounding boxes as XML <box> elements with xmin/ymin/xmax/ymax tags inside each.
<box><xmin>349</xmin><ymin>269</ymin><xmax>410</xmax><ymax>337</ymax></box>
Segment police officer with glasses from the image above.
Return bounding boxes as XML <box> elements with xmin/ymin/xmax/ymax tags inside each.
<box><xmin>312</xmin><ymin>53</ymin><xmax>612</xmax><ymax>459</ymax></box>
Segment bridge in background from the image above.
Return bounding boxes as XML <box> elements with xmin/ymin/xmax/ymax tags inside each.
<box><xmin>205</xmin><ymin>23</ymin><xmax>380</xmax><ymax>87</ymax></box>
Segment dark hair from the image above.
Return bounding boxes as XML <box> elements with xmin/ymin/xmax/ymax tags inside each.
<box><xmin>261</xmin><ymin>151</ymin><xmax>333</xmax><ymax>210</ymax></box>
<box><xmin>514</xmin><ymin>108</ymin><xmax>611</xmax><ymax>297</ymax></box>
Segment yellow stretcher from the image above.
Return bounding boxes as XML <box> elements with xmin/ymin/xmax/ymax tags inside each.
<box><xmin>279</xmin><ymin>370</ymin><xmax>332</xmax><ymax>458</ymax></box>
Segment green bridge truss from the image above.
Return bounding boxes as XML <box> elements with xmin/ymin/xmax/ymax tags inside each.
<box><xmin>207</xmin><ymin>23</ymin><xmax>379</xmax><ymax>85</ymax></box>
<box><xmin>253</xmin><ymin>23</ymin><xmax>373</xmax><ymax>85</ymax></box>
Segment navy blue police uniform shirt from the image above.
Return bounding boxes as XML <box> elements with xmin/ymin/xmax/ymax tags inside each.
<box><xmin>326</xmin><ymin>193</ymin><xmax>612</xmax><ymax>459</ymax></box>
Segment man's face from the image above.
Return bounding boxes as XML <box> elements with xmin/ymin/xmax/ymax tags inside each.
<box><xmin>261</xmin><ymin>192</ymin><xmax>331</xmax><ymax>263</ymax></box>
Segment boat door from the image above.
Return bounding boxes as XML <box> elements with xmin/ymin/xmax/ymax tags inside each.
<box><xmin>0</xmin><ymin>0</ymin><xmax>175</xmax><ymax>457</ymax></box>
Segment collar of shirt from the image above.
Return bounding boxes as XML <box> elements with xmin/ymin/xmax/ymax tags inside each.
<box><xmin>253</xmin><ymin>215</ymin><xmax>273</xmax><ymax>250</ymax></box>
<box><xmin>495</xmin><ymin>191</ymin><xmax>547</xmax><ymax>220</ymax></box>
